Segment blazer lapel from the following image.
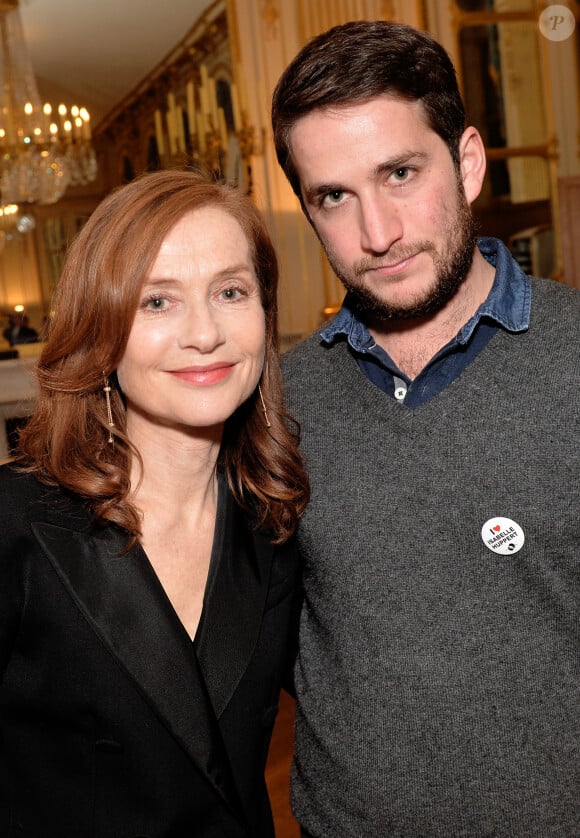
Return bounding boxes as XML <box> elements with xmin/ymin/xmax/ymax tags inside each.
<box><xmin>195</xmin><ymin>484</ymin><xmax>274</xmax><ymax>718</ymax></box>
<box><xmin>31</xmin><ymin>517</ymin><xmax>241</xmax><ymax>815</ymax></box>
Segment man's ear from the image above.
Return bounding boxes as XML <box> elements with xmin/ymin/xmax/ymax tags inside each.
<box><xmin>458</xmin><ymin>126</ymin><xmax>486</xmax><ymax>205</ymax></box>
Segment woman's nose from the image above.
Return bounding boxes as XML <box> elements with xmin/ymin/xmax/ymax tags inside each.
<box><xmin>178</xmin><ymin>303</ymin><xmax>224</xmax><ymax>352</ymax></box>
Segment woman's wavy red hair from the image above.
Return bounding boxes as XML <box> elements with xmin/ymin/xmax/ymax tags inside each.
<box><xmin>18</xmin><ymin>170</ymin><xmax>309</xmax><ymax>543</ymax></box>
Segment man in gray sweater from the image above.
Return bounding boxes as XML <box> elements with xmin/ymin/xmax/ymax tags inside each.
<box><xmin>271</xmin><ymin>20</ymin><xmax>579</xmax><ymax>837</ymax></box>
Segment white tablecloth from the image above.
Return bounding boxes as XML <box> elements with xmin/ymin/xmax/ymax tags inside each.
<box><xmin>0</xmin><ymin>357</ymin><xmax>39</xmax><ymax>458</ymax></box>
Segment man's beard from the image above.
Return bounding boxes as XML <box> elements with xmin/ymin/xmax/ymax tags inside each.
<box><xmin>324</xmin><ymin>180</ymin><xmax>478</xmax><ymax>321</ymax></box>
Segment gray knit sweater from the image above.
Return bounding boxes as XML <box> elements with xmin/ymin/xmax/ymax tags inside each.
<box><xmin>283</xmin><ymin>276</ymin><xmax>580</xmax><ymax>837</ymax></box>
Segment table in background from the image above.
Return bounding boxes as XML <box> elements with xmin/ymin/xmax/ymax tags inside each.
<box><xmin>0</xmin><ymin>356</ymin><xmax>39</xmax><ymax>459</ymax></box>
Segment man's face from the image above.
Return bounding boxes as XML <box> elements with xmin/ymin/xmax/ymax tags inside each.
<box><xmin>289</xmin><ymin>96</ymin><xmax>477</xmax><ymax>320</ymax></box>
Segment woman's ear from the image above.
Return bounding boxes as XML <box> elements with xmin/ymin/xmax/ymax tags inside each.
<box><xmin>458</xmin><ymin>126</ymin><xmax>487</xmax><ymax>205</ymax></box>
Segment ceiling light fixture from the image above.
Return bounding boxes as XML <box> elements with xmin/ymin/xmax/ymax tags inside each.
<box><xmin>0</xmin><ymin>0</ymin><xmax>97</xmax><ymax>205</ymax></box>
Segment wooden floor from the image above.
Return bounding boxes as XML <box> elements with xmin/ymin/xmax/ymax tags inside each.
<box><xmin>265</xmin><ymin>691</ymin><xmax>300</xmax><ymax>837</ymax></box>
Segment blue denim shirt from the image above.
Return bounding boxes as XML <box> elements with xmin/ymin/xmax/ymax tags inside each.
<box><xmin>319</xmin><ymin>237</ymin><xmax>531</xmax><ymax>408</ymax></box>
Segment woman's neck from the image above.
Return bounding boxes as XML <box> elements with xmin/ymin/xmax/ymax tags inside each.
<box><xmin>126</xmin><ymin>416</ymin><xmax>222</xmax><ymax>515</ymax></box>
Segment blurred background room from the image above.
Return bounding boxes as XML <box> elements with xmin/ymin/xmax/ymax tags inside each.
<box><xmin>0</xmin><ymin>1</ymin><xmax>579</xmax><ymax>831</ymax></box>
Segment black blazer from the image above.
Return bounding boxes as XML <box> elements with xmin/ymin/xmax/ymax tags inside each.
<box><xmin>0</xmin><ymin>465</ymin><xmax>300</xmax><ymax>837</ymax></box>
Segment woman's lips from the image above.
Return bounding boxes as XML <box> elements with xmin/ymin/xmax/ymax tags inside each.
<box><xmin>168</xmin><ymin>363</ymin><xmax>235</xmax><ymax>385</ymax></box>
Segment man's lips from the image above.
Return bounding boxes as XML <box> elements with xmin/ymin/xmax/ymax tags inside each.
<box><xmin>168</xmin><ymin>363</ymin><xmax>236</xmax><ymax>385</ymax></box>
<box><xmin>356</xmin><ymin>244</ymin><xmax>433</xmax><ymax>278</ymax></box>
<box><xmin>365</xmin><ymin>252</ymin><xmax>419</xmax><ymax>277</ymax></box>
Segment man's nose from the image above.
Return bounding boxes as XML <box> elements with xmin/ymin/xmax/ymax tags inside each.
<box><xmin>359</xmin><ymin>194</ymin><xmax>403</xmax><ymax>254</ymax></box>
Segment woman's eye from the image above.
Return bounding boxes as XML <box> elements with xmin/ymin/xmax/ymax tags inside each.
<box><xmin>220</xmin><ymin>285</ymin><xmax>248</xmax><ymax>301</ymax></box>
<box><xmin>143</xmin><ymin>296</ymin><xmax>169</xmax><ymax>311</ymax></box>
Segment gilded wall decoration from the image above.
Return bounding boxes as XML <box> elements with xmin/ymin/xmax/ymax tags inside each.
<box><xmin>261</xmin><ymin>0</ymin><xmax>280</xmax><ymax>39</ymax></box>
<box><xmin>380</xmin><ymin>0</ymin><xmax>395</xmax><ymax>19</ymax></box>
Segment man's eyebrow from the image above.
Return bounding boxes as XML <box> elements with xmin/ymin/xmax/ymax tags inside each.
<box><xmin>302</xmin><ymin>151</ymin><xmax>430</xmax><ymax>205</ymax></box>
<box><xmin>372</xmin><ymin>151</ymin><xmax>428</xmax><ymax>177</ymax></box>
<box><xmin>302</xmin><ymin>183</ymin><xmax>343</xmax><ymax>205</ymax></box>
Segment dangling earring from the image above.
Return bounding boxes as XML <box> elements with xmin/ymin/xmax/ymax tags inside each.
<box><xmin>258</xmin><ymin>384</ymin><xmax>271</xmax><ymax>428</ymax></box>
<box><xmin>103</xmin><ymin>374</ymin><xmax>115</xmax><ymax>443</ymax></box>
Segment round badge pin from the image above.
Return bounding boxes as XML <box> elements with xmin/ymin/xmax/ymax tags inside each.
<box><xmin>481</xmin><ymin>517</ymin><xmax>525</xmax><ymax>556</ymax></box>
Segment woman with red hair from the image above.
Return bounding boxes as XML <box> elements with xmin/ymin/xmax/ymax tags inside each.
<box><xmin>0</xmin><ymin>170</ymin><xmax>308</xmax><ymax>836</ymax></box>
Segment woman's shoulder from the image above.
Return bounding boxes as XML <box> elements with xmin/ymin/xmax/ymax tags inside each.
<box><xmin>0</xmin><ymin>462</ymin><xmax>87</xmax><ymax>528</ymax></box>
<box><xmin>0</xmin><ymin>462</ymin><xmax>44</xmax><ymax>502</ymax></box>
<box><xmin>0</xmin><ymin>464</ymin><xmax>49</xmax><ymax>548</ymax></box>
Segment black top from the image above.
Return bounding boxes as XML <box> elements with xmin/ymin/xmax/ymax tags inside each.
<box><xmin>0</xmin><ymin>464</ymin><xmax>300</xmax><ymax>837</ymax></box>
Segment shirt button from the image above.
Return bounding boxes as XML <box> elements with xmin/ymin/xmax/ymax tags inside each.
<box><xmin>394</xmin><ymin>386</ymin><xmax>407</xmax><ymax>402</ymax></box>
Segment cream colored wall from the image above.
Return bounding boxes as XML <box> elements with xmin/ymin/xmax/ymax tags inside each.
<box><xmin>426</xmin><ymin>0</ymin><xmax>579</xmax><ymax>281</ymax></box>
<box><xmin>0</xmin><ymin>223</ymin><xmax>44</xmax><ymax>334</ymax></box>
<box><xmin>426</xmin><ymin>0</ymin><xmax>579</xmax><ymax>181</ymax></box>
<box><xmin>228</xmin><ymin>0</ymin><xmax>328</xmax><ymax>340</ymax></box>
<box><xmin>544</xmin><ymin>33</ymin><xmax>580</xmax><ymax>179</ymax></box>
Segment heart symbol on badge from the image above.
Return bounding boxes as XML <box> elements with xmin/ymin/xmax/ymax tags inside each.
<box><xmin>493</xmin><ymin>525</ymin><xmax>501</xmax><ymax>532</ymax></box>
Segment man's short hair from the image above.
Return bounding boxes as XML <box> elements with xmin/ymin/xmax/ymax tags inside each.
<box><xmin>271</xmin><ymin>20</ymin><xmax>466</xmax><ymax>198</ymax></box>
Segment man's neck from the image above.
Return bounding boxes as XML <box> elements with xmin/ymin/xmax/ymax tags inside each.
<box><xmin>368</xmin><ymin>250</ymin><xmax>496</xmax><ymax>379</ymax></box>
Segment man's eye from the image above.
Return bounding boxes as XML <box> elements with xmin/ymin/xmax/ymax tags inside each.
<box><xmin>391</xmin><ymin>167</ymin><xmax>410</xmax><ymax>182</ymax></box>
<box><xmin>322</xmin><ymin>190</ymin><xmax>346</xmax><ymax>207</ymax></box>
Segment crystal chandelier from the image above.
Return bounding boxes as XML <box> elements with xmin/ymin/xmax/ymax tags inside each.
<box><xmin>0</xmin><ymin>0</ymin><xmax>97</xmax><ymax>205</ymax></box>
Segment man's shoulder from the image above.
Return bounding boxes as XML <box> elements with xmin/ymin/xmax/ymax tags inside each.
<box><xmin>281</xmin><ymin>324</ymin><xmax>342</xmax><ymax>376</ymax></box>
<box><xmin>281</xmin><ymin>327</ymin><xmax>349</xmax><ymax>412</ymax></box>
<box><xmin>529</xmin><ymin>276</ymin><xmax>580</xmax><ymax>329</ymax></box>
<box><xmin>530</xmin><ymin>274</ymin><xmax>580</xmax><ymax>299</ymax></box>
<box><xmin>282</xmin><ymin>329</ymin><xmax>324</xmax><ymax>355</ymax></box>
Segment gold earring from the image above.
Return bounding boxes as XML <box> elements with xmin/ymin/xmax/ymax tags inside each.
<box><xmin>258</xmin><ymin>384</ymin><xmax>271</xmax><ymax>428</ymax></box>
<box><xmin>103</xmin><ymin>374</ymin><xmax>115</xmax><ymax>443</ymax></box>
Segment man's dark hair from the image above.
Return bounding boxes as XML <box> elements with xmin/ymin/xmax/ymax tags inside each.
<box><xmin>271</xmin><ymin>20</ymin><xmax>466</xmax><ymax>198</ymax></box>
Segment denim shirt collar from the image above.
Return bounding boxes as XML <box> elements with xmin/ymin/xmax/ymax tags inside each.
<box><xmin>320</xmin><ymin>237</ymin><xmax>531</xmax><ymax>350</ymax></box>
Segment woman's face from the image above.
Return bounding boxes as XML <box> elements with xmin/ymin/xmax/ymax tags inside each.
<box><xmin>116</xmin><ymin>206</ymin><xmax>266</xmax><ymax>440</ymax></box>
